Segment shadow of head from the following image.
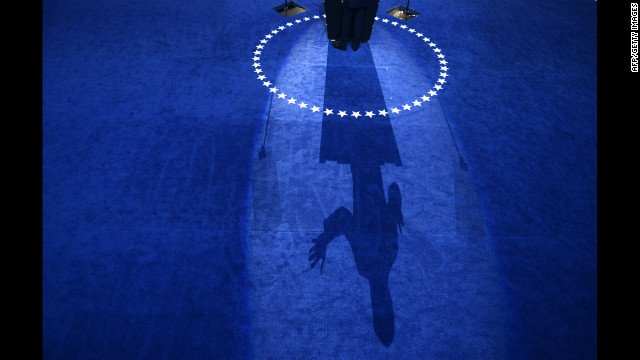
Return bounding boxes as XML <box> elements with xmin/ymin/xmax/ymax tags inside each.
<box><xmin>370</xmin><ymin>280</ymin><xmax>394</xmax><ymax>346</ymax></box>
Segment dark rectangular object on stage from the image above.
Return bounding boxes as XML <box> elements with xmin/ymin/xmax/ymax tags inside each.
<box><xmin>323</xmin><ymin>0</ymin><xmax>379</xmax><ymax>43</ymax></box>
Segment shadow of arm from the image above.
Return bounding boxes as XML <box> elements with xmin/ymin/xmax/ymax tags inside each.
<box><xmin>309</xmin><ymin>207</ymin><xmax>353</xmax><ymax>273</ymax></box>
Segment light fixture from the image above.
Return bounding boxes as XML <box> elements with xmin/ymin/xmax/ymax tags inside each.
<box><xmin>386</xmin><ymin>1</ymin><xmax>420</xmax><ymax>21</ymax></box>
<box><xmin>272</xmin><ymin>1</ymin><xmax>308</xmax><ymax>17</ymax></box>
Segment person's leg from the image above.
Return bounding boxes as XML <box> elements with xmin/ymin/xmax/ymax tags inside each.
<box><xmin>334</xmin><ymin>6</ymin><xmax>354</xmax><ymax>51</ymax></box>
<box><xmin>351</xmin><ymin>7</ymin><xmax>366</xmax><ymax>51</ymax></box>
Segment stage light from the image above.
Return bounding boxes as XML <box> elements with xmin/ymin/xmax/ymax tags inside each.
<box><xmin>386</xmin><ymin>1</ymin><xmax>420</xmax><ymax>21</ymax></box>
<box><xmin>272</xmin><ymin>1</ymin><xmax>308</xmax><ymax>17</ymax></box>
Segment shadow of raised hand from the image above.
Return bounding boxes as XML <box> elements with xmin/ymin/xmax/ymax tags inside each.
<box><xmin>308</xmin><ymin>233</ymin><xmax>330</xmax><ymax>273</ymax></box>
<box><xmin>308</xmin><ymin>207</ymin><xmax>352</xmax><ymax>273</ymax></box>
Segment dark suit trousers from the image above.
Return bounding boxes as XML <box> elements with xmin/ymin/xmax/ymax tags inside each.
<box><xmin>341</xmin><ymin>6</ymin><xmax>367</xmax><ymax>47</ymax></box>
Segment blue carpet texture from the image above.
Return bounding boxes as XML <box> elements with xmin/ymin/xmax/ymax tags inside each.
<box><xmin>43</xmin><ymin>0</ymin><xmax>597</xmax><ymax>359</ymax></box>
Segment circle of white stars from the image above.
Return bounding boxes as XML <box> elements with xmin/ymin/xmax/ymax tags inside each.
<box><xmin>252</xmin><ymin>14</ymin><xmax>450</xmax><ymax>118</ymax></box>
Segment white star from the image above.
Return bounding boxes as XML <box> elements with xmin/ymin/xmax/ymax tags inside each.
<box><xmin>441</xmin><ymin>66</ymin><xmax>449</xmax><ymax>71</ymax></box>
<box><xmin>365</xmin><ymin>111</ymin><xmax>375</xmax><ymax>118</ymax></box>
<box><xmin>271</xmin><ymin>30</ymin><xmax>279</xmax><ymax>34</ymax></box>
<box><xmin>434</xmin><ymin>48</ymin><xmax>441</xmax><ymax>53</ymax></box>
<box><xmin>434</xmin><ymin>84</ymin><xmax>443</xmax><ymax>90</ymax></box>
<box><xmin>408</xmin><ymin>28</ymin><xmax>416</xmax><ymax>33</ymax></box>
<box><xmin>256</xmin><ymin>44</ymin><xmax>264</xmax><ymax>49</ymax></box>
<box><xmin>313</xmin><ymin>15</ymin><xmax>320</xmax><ymax>19</ymax></box>
<box><xmin>269</xmin><ymin>87</ymin><xmax>278</xmax><ymax>93</ymax></box>
<box><xmin>416</xmin><ymin>33</ymin><xmax>423</xmax><ymax>37</ymax></box>
<box><xmin>428</xmin><ymin>90</ymin><xmax>437</xmax><ymax>96</ymax></box>
<box><xmin>252</xmin><ymin>56</ymin><xmax>260</xmax><ymax>61</ymax></box>
<box><xmin>378</xmin><ymin>109</ymin><xmax>388</xmax><ymax>116</ymax></box>
<box><xmin>286</xmin><ymin>22</ymin><xmax>293</xmax><ymax>26</ymax></box>
<box><xmin>400</xmin><ymin>25</ymin><xmax>407</xmax><ymax>29</ymax></box>
<box><xmin>252</xmin><ymin>62</ymin><xmax>260</xmax><ymax>68</ymax></box>
<box><xmin>374</xmin><ymin>16</ymin><xmax>379</xmax><ymax>20</ymax></box>
<box><xmin>263</xmin><ymin>81</ymin><xmax>272</xmax><ymax>87</ymax></box>
<box><xmin>391</xmin><ymin>21</ymin><xmax>398</xmax><ymax>26</ymax></box>
<box><xmin>421</xmin><ymin>95</ymin><xmax>430</xmax><ymax>101</ymax></box>
<box><xmin>323</xmin><ymin>14</ymin><xmax>326</xmax><ymax>18</ymax></box>
<box><xmin>288</xmin><ymin>97</ymin><xmax>296</xmax><ymax>104</ymax></box>
<box><xmin>304</xmin><ymin>17</ymin><xmax>310</xmax><ymax>21</ymax></box>
<box><xmin>257</xmin><ymin>75</ymin><xmax>266</xmax><ymax>80</ymax></box>
<box><xmin>437</xmin><ymin>54</ymin><xmax>445</xmax><ymax>58</ymax></box>
<box><xmin>391</xmin><ymin>107</ymin><xmax>401</xmax><ymax>114</ymax></box>
<box><xmin>298</xmin><ymin>101</ymin><xmax>308</xmax><ymax>108</ymax></box>
<box><xmin>382</xmin><ymin>19</ymin><xmax>389</xmax><ymax>23</ymax></box>
<box><xmin>337</xmin><ymin>110</ymin><xmax>347</xmax><ymax>117</ymax></box>
<box><xmin>265</xmin><ymin>34</ymin><xmax>272</xmax><ymax>39</ymax></box>
<box><xmin>295</xmin><ymin>19</ymin><xmax>302</xmax><ymax>23</ymax></box>
<box><xmin>440</xmin><ymin>72</ymin><xmax>449</xmax><ymax>78</ymax></box>
<box><xmin>412</xmin><ymin>100</ymin><xmax>422</xmax><ymax>106</ymax></box>
<box><xmin>439</xmin><ymin>60</ymin><xmax>448</xmax><ymax>64</ymax></box>
<box><xmin>402</xmin><ymin>104</ymin><xmax>412</xmax><ymax>110</ymax></box>
<box><xmin>429</xmin><ymin>43</ymin><xmax>436</xmax><ymax>47</ymax></box>
<box><xmin>311</xmin><ymin>106</ymin><xmax>321</xmax><ymax>112</ymax></box>
<box><xmin>260</xmin><ymin>39</ymin><xmax>268</xmax><ymax>44</ymax></box>
<box><xmin>424</xmin><ymin>38</ymin><xmax>430</xmax><ymax>41</ymax></box>
<box><xmin>351</xmin><ymin>111</ymin><xmax>362</xmax><ymax>118</ymax></box>
<box><xmin>278</xmin><ymin>93</ymin><xmax>287</xmax><ymax>99</ymax></box>
<box><xmin>254</xmin><ymin>68</ymin><xmax>263</xmax><ymax>74</ymax></box>
<box><xmin>324</xmin><ymin>108</ymin><xmax>334</xmax><ymax>115</ymax></box>
<box><xmin>437</xmin><ymin>78</ymin><xmax>446</xmax><ymax>84</ymax></box>
<box><xmin>254</xmin><ymin>50</ymin><xmax>262</xmax><ymax>55</ymax></box>
<box><xmin>278</xmin><ymin>26</ymin><xmax>285</xmax><ymax>30</ymax></box>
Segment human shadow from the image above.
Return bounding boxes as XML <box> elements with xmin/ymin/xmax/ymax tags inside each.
<box><xmin>309</xmin><ymin>42</ymin><xmax>403</xmax><ymax>346</ymax></box>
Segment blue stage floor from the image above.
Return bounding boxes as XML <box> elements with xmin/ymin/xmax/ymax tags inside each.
<box><xmin>43</xmin><ymin>0</ymin><xmax>597</xmax><ymax>359</ymax></box>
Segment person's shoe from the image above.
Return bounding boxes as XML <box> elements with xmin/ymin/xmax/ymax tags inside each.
<box><xmin>332</xmin><ymin>42</ymin><xmax>347</xmax><ymax>51</ymax></box>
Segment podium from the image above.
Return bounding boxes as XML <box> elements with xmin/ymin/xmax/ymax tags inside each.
<box><xmin>323</xmin><ymin>0</ymin><xmax>380</xmax><ymax>43</ymax></box>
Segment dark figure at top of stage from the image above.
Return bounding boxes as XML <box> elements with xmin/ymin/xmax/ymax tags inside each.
<box><xmin>332</xmin><ymin>0</ymin><xmax>378</xmax><ymax>51</ymax></box>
